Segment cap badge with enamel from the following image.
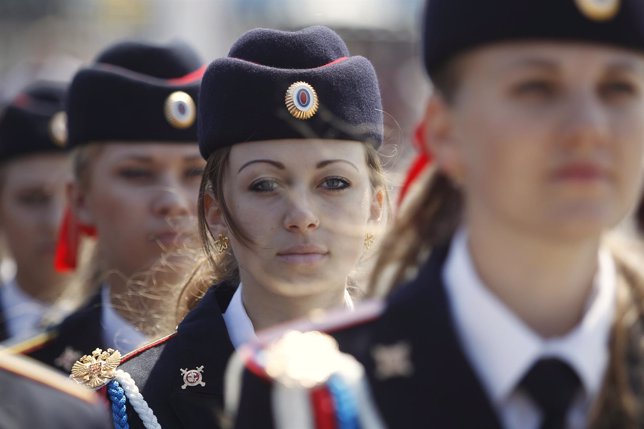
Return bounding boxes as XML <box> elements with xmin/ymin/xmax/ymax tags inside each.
<box><xmin>164</xmin><ymin>90</ymin><xmax>196</xmax><ymax>129</ymax></box>
<box><xmin>285</xmin><ymin>81</ymin><xmax>319</xmax><ymax>120</ymax></box>
<box><xmin>574</xmin><ymin>0</ymin><xmax>620</xmax><ymax>21</ymax></box>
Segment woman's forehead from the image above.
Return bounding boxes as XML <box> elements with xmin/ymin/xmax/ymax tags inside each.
<box><xmin>456</xmin><ymin>41</ymin><xmax>644</xmax><ymax>76</ymax></box>
<box><xmin>228</xmin><ymin>139</ymin><xmax>367</xmax><ymax>166</ymax></box>
<box><xmin>99</xmin><ymin>142</ymin><xmax>201</xmax><ymax>161</ymax></box>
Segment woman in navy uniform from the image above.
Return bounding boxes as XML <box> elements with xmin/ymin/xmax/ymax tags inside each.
<box><xmin>84</xmin><ymin>25</ymin><xmax>388</xmax><ymax>429</ymax></box>
<box><xmin>228</xmin><ymin>1</ymin><xmax>644</xmax><ymax>428</ymax></box>
<box><xmin>0</xmin><ymin>82</ymin><xmax>71</xmax><ymax>343</ymax></box>
<box><xmin>0</xmin><ymin>350</ymin><xmax>110</xmax><ymax>429</ymax></box>
<box><xmin>11</xmin><ymin>40</ymin><xmax>206</xmax><ymax>372</ymax></box>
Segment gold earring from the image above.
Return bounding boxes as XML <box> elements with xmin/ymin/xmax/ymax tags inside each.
<box><xmin>364</xmin><ymin>232</ymin><xmax>375</xmax><ymax>250</ymax></box>
<box><xmin>214</xmin><ymin>234</ymin><xmax>230</xmax><ymax>254</ymax></box>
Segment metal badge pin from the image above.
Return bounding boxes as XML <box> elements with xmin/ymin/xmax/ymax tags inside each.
<box><xmin>181</xmin><ymin>365</ymin><xmax>206</xmax><ymax>389</ymax></box>
<box><xmin>164</xmin><ymin>91</ymin><xmax>196</xmax><ymax>129</ymax></box>
<box><xmin>574</xmin><ymin>0</ymin><xmax>620</xmax><ymax>21</ymax></box>
<box><xmin>285</xmin><ymin>81</ymin><xmax>319</xmax><ymax>120</ymax></box>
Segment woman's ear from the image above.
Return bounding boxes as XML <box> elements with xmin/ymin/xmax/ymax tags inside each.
<box><xmin>369</xmin><ymin>186</ymin><xmax>386</xmax><ymax>224</ymax></box>
<box><xmin>204</xmin><ymin>190</ymin><xmax>226</xmax><ymax>231</ymax></box>
<box><xmin>423</xmin><ymin>95</ymin><xmax>465</xmax><ymax>183</ymax></box>
<box><xmin>68</xmin><ymin>181</ymin><xmax>95</xmax><ymax>227</ymax></box>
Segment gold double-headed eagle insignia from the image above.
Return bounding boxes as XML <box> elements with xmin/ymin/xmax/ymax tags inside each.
<box><xmin>70</xmin><ymin>348</ymin><xmax>121</xmax><ymax>389</ymax></box>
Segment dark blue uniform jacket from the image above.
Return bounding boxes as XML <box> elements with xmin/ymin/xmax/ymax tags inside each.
<box><xmin>117</xmin><ymin>284</ymin><xmax>236</xmax><ymax>429</ymax></box>
<box><xmin>234</xmin><ymin>245</ymin><xmax>504</xmax><ymax>429</ymax></box>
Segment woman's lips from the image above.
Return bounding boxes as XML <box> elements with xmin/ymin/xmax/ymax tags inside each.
<box><xmin>277</xmin><ymin>244</ymin><xmax>329</xmax><ymax>264</ymax></box>
<box><xmin>552</xmin><ymin>163</ymin><xmax>609</xmax><ymax>182</ymax></box>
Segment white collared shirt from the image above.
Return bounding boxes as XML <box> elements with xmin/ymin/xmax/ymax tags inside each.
<box><xmin>101</xmin><ymin>286</ymin><xmax>148</xmax><ymax>354</ymax></box>
<box><xmin>1</xmin><ymin>278</ymin><xmax>51</xmax><ymax>341</ymax></box>
<box><xmin>223</xmin><ymin>283</ymin><xmax>355</xmax><ymax>349</ymax></box>
<box><xmin>444</xmin><ymin>228</ymin><xmax>616</xmax><ymax>429</ymax></box>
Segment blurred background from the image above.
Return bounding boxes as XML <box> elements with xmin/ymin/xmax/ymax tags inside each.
<box><xmin>0</xmin><ymin>0</ymin><xmax>430</xmax><ymax>180</ymax></box>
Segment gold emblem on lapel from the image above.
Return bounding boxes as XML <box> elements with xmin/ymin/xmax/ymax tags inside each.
<box><xmin>181</xmin><ymin>365</ymin><xmax>206</xmax><ymax>389</ymax></box>
<box><xmin>371</xmin><ymin>342</ymin><xmax>414</xmax><ymax>380</ymax></box>
<box><xmin>285</xmin><ymin>81</ymin><xmax>319</xmax><ymax>120</ymax></box>
<box><xmin>49</xmin><ymin>111</ymin><xmax>67</xmax><ymax>147</ymax></box>
<box><xmin>164</xmin><ymin>91</ymin><xmax>196</xmax><ymax>129</ymax></box>
<box><xmin>70</xmin><ymin>348</ymin><xmax>121</xmax><ymax>389</ymax></box>
<box><xmin>574</xmin><ymin>0</ymin><xmax>620</xmax><ymax>21</ymax></box>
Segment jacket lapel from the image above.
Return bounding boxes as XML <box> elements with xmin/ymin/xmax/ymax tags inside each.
<box><xmin>142</xmin><ymin>285</ymin><xmax>236</xmax><ymax>429</ymax></box>
<box><xmin>356</xmin><ymin>246</ymin><xmax>503</xmax><ymax>428</ymax></box>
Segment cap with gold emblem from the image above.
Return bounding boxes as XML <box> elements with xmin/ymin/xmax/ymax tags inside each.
<box><xmin>0</xmin><ymin>81</ymin><xmax>69</xmax><ymax>163</ymax></box>
<box><xmin>66</xmin><ymin>39</ymin><xmax>205</xmax><ymax>148</ymax></box>
<box><xmin>198</xmin><ymin>25</ymin><xmax>383</xmax><ymax>159</ymax></box>
<box><xmin>423</xmin><ymin>0</ymin><xmax>644</xmax><ymax>76</ymax></box>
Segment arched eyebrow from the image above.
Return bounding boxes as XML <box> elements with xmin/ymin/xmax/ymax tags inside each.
<box><xmin>316</xmin><ymin>159</ymin><xmax>359</xmax><ymax>172</ymax></box>
<box><xmin>238</xmin><ymin>159</ymin><xmax>359</xmax><ymax>173</ymax></box>
<box><xmin>238</xmin><ymin>160</ymin><xmax>285</xmax><ymax>173</ymax></box>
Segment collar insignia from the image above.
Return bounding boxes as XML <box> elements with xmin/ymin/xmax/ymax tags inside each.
<box><xmin>181</xmin><ymin>365</ymin><xmax>206</xmax><ymax>389</ymax></box>
<box><xmin>371</xmin><ymin>341</ymin><xmax>414</xmax><ymax>380</ymax></box>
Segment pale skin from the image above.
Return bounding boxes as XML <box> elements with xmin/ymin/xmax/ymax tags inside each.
<box><xmin>426</xmin><ymin>42</ymin><xmax>644</xmax><ymax>337</ymax></box>
<box><xmin>204</xmin><ymin>139</ymin><xmax>384</xmax><ymax>331</ymax></box>
<box><xmin>0</xmin><ymin>154</ymin><xmax>71</xmax><ymax>303</ymax></box>
<box><xmin>71</xmin><ymin>143</ymin><xmax>205</xmax><ymax>332</ymax></box>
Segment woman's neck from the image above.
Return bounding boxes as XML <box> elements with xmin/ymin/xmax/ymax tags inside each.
<box><xmin>15</xmin><ymin>269</ymin><xmax>68</xmax><ymax>304</ymax></box>
<box><xmin>241</xmin><ymin>278</ymin><xmax>349</xmax><ymax>332</ymax></box>
<box><xmin>106</xmin><ymin>269</ymin><xmax>183</xmax><ymax>337</ymax></box>
<box><xmin>467</xmin><ymin>219</ymin><xmax>601</xmax><ymax>338</ymax></box>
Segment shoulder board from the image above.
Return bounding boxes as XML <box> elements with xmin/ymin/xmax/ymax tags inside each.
<box><xmin>5</xmin><ymin>329</ymin><xmax>58</xmax><ymax>355</ymax></box>
<box><xmin>0</xmin><ymin>350</ymin><xmax>100</xmax><ymax>404</ymax></box>
<box><xmin>256</xmin><ymin>298</ymin><xmax>384</xmax><ymax>346</ymax></box>
<box><xmin>120</xmin><ymin>331</ymin><xmax>177</xmax><ymax>364</ymax></box>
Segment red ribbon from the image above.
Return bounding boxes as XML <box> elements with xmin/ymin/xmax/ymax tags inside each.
<box><xmin>310</xmin><ymin>385</ymin><xmax>338</xmax><ymax>429</ymax></box>
<box><xmin>54</xmin><ymin>207</ymin><xmax>97</xmax><ymax>272</ymax></box>
<box><xmin>397</xmin><ymin>121</ymin><xmax>432</xmax><ymax>207</ymax></box>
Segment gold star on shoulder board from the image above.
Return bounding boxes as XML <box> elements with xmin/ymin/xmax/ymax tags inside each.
<box><xmin>70</xmin><ymin>348</ymin><xmax>121</xmax><ymax>389</ymax></box>
<box><xmin>371</xmin><ymin>341</ymin><xmax>414</xmax><ymax>380</ymax></box>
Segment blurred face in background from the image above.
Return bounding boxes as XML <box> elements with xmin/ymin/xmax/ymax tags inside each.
<box><xmin>72</xmin><ymin>143</ymin><xmax>204</xmax><ymax>278</ymax></box>
<box><xmin>429</xmin><ymin>42</ymin><xmax>644</xmax><ymax>241</ymax></box>
<box><xmin>0</xmin><ymin>153</ymin><xmax>71</xmax><ymax>300</ymax></box>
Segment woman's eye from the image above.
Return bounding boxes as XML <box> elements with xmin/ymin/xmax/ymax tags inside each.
<box><xmin>118</xmin><ymin>168</ymin><xmax>153</xmax><ymax>180</ymax></box>
<box><xmin>17</xmin><ymin>192</ymin><xmax>50</xmax><ymax>206</ymax></box>
<box><xmin>599</xmin><ymin>80</ymin><xmax>638</xmax><ymax>100</ymax></box>
<box><xmin>249</xmin><ymin>179</ymin><xmax>278</xmax><ymax>192</ymax></box>
<box><xmin>511</xmin><ymin>80</ymin><xmax>557</xmax><ymax>98</ymax></box>
<box><xmin>185</xmin><ymin>167</ymin><xmax>204</xmax><ymax>179</ymax></box>
<box><xmin>320</xmin><ymin>177</ymin><xmax>350</xmax><ymax>190</ymax></box>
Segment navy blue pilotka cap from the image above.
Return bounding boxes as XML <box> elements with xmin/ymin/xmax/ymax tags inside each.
<box><xmin>423</xmin><ymin>0</ymin><xmax>644</xmax><ymax>77</ymax></box>
<box><xmin>0</xmin><ymin>81</ymin><xmax>69</xmax><ymax>163</ymax></box>
<box><xmin>198</xmin><ymin>25</ymin><xmax>384</xmax><ymax>159</ymax></box>
<box><xmin>66</xmin><ymin>39</ymin><xmax>205</xmax><ymax>148</ymax></box>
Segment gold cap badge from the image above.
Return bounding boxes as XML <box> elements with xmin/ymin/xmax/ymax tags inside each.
<box><xmin>70</xmin><ymin>348</ymin><xmax>121</xmax><ymax>389</ymax></box>
<box><xmin>285</xmin><ymin>81</ymin><xmax>319</xmax><ymax>120</ymax></box>
<box><xmin>574</xmin><ymin>0</ymin><xmax>620</xmax><ymax>21</ymax></box>
<box><xmin>164</xmin><ymin>91</ymin><xmax>196</xmax><ymax>129</ymax></box>
<box><xmin>49</xmin><ymin>111</ymin><xmax>67</xmax><ymax>147</ymax></box>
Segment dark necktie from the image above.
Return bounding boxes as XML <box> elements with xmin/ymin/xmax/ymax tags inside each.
<box><xmin>518</xmin><ymin>358</ymin><xmax>582</xmax><ymax>429</ymax></box>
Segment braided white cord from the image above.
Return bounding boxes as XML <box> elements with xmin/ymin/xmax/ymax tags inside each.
<box><xmin>114</xmin><ymin>369</ymin><xmax>162</xmax><ymax>429</ymax></box>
